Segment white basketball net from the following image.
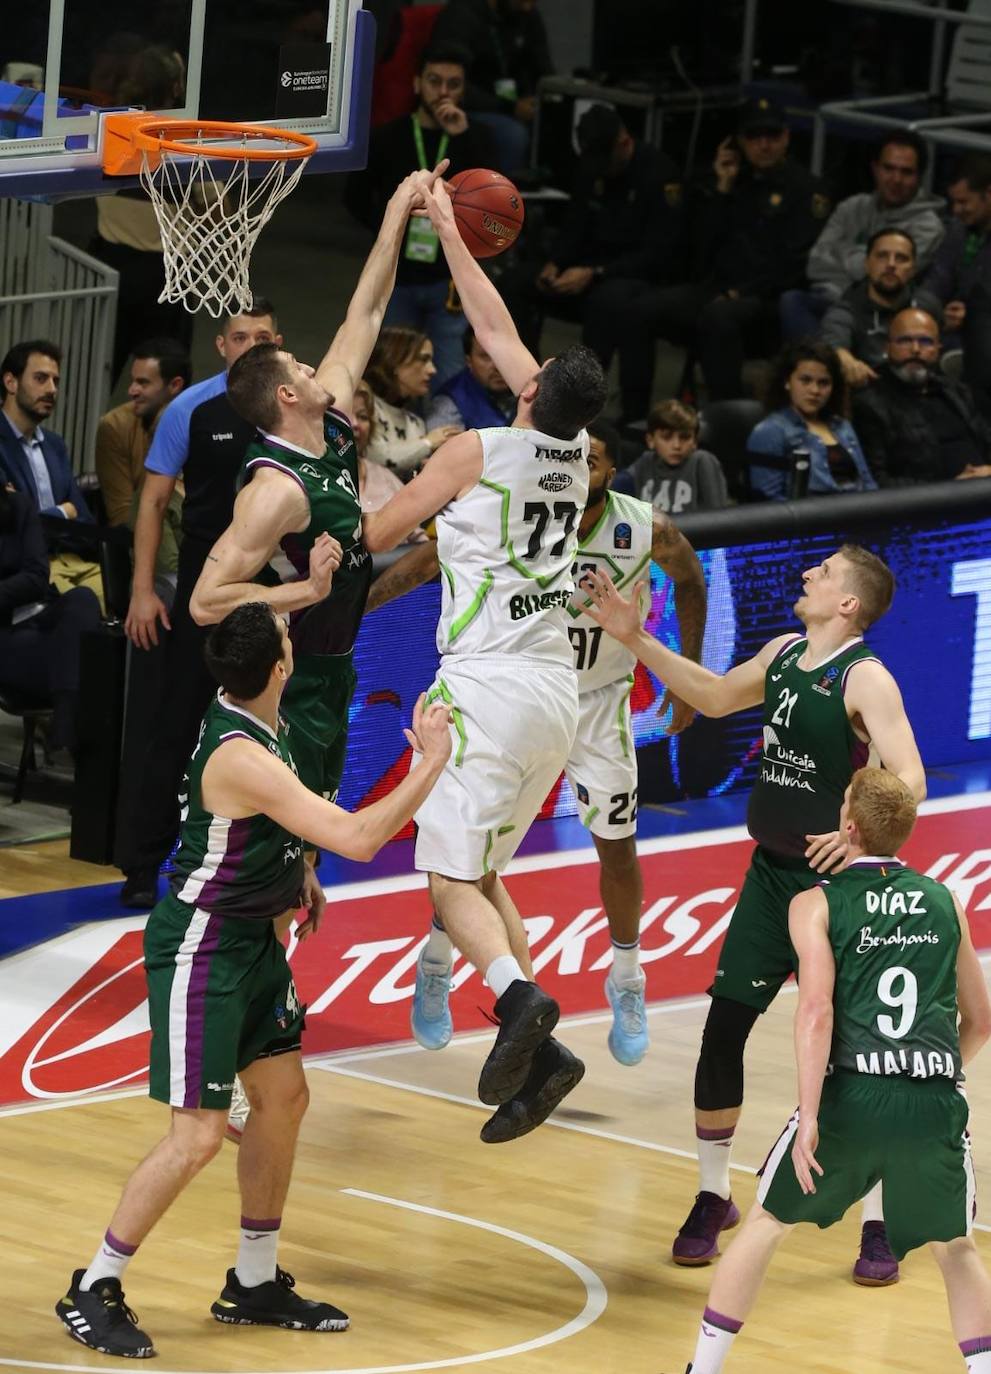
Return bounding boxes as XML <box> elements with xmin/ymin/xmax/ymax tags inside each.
<box><xmin>139</xmin><ymin>139</ymin><xmax>310</xmax><ymax>318</ymax></box>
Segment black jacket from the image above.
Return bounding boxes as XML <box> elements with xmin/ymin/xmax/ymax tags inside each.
<box><xmin>0</xmin><ymin>488</ymin><xmax>52</xmax><ymax>629</ymax></box>
<box><xmin>692</xmin><ymin>158</ymin><xmax>831</xmax><ymax>299</ymax></box>
<box><xmin>549</xmin><ymin>142</ymin><xmax>685</xmax><ymax>283</ymax></box>
<box><xmin>852</xmin><ymin>364</ymin><xmax>991</xmax><ymax>485</ymax></box>
<box><xmin>430</xmin><ymin>0</ymin><xmax>553</xmax><ymax>111</ymax></box>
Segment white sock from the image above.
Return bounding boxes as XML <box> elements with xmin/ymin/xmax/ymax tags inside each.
<box><xmin>80</xmin><ymin>1230</ymin><xmax>138</xmax><ymax>1291</ymax></box>
<box><xmin>423</xmin><ymin>916</ymin><xmax>453</xmax><ymax>967</ymax></box>
<box><xmin>485</xmin><ymin>954</ymin><xmax>527</xmax><ymax>1000</ymax></box>
<box><xmin>691</xmin><ymin>1306</ymin><xmax>743</xmax><ymax>1373</ymax></box>
<box><xmin>610</xmin><ymin>940</ymin><xmax>641</xmax><ymax>985</ymax></box>
<box><xmin>697</xmin><ymin>1126</ymin><xmax>734</xmax><ymax>1200</ymax></box>
<box><xmin>861</xmin><ymin>1180</ymin><xmax>884</xmax><ymax>1224</ymax></box>
<box><xmin>962</xmin><ymin>1344</ymin><xmax>991</xmax><ymax>1369</ymax></box>
<box><xmin>235</xmin><ymin>1216</ymin><xmax>280</xmax><ymax>1288</ymax></box>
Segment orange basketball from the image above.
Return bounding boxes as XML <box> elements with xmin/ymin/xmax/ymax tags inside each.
<box><xmin>448</xmin><ymin>168</ymin><xmax>525</xmax><ymax>259</ymax></box>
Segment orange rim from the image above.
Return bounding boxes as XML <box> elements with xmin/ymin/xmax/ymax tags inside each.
<box><xmin>132</xmin><ymin>118</ymin><xmax>317</xmax><ymax>161</ymax></box>
<box><xmin>103</xmin><ymin>112</ymin><xmax>317</xmax><ymax>175</ymax></box>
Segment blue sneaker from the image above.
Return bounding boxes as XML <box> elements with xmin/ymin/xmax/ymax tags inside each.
<box><xmin>605</xmin><ymin>971</ymin><xmax>649</xmax><ymax>1065</ymax></box>
<box><xmin>410</xmin><ymin>951</ymin><xmax>453</xmax><ymax>1050</ymax></box>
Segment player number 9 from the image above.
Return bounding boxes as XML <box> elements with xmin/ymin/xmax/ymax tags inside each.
<box><xmin>875</xmin><ymin>965</ymin><xmax>918</xmax><ymax>1041</ymax></box>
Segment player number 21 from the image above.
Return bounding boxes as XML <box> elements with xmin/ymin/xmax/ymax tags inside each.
<box><xmin>876</xmin><ymin>965</ymin><xmax>918</xmax><ymax>1040</ymax></box>
<box><xmin>522</xmin><ymin>501</ymin><xmax>579</xmax><ymax>560</ymax></box>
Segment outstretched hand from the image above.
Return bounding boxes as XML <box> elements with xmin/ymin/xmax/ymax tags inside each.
<box><xmin>579</xmin><ymin>569</ymin><xmax>644</xmax><ymax>644</ymax></box>
<box><xmin>416</xmin><ymin>172</ymin><xmax>458</xmax><ymax>236</ymax></box>
<box><xmin>401</xmin><ymin>160</ymin><xmax>452</xmax><ymax>218</ymax></box>
<box><xmin>405</xmin><ymin>692</ymin><xmax>454</xmax><ymax>764</ymax></box>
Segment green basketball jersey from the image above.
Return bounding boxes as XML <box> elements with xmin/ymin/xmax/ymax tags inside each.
<box><xmin>821</xmin><ymin>859</ymin><xmax>962</xmax><ymax>1081</ymax></box>
<box><xmin>747</xmin><ymin>636</ymin><xmax>876</xmax><ymax>858</ymax></box>
<box><xmin>170</xmin><ymin>692</ymin><xmax>305</xmax><ymax>920</ymax></box>
<box><xmin>241</xmin><ymin>408</ymin><xmax>372</xmax><ymax>658</ymax></box>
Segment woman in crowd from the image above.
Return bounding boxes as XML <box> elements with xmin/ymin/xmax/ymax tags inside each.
<box><xmin>747</xmin><ymin>340</ymin><xmax>876</xmax><ymax>500</ymax></box>
<box><xmin>363</xmin><ymin>327</ymin><xmax>462</xmax><ymax>476</ymax></box>
<box><xmin>353</xmin><ymin>379</ymin><xmax>428</xmax><ymax>542</ymax></box>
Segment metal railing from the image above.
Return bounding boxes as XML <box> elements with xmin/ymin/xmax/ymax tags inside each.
<box><xmin>0</xmin><ymin>198</ymin><xmax>117</xmax><ymax>472</ymax></box>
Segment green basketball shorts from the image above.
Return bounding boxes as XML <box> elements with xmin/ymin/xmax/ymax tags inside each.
<box><xmin>145</xmin><ymin>893</ymin><xmax>305</xmax><ymax>1111</ymax></box>
<box><xmin>279</xmin><ymin>652</ymin><xmax>357</xmax><ymax>800</ymax></box>
<box><xmin>710</xmin><ymin>845</ymin><xmax>822</xmax><ymax>1012</ymax></box>
<box><xmin>758</xmin><ymin>1072</ymin><xmax>974</xmax><ymax>1259</ymax></box>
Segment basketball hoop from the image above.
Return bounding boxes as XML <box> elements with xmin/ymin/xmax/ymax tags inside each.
<box><xmin>103</xmin><ymin>114</ymin><xmax>318</xmax><ymax>318</ymax></box>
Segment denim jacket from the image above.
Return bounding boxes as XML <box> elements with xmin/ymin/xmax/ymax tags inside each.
<box><xmin>747</xmin><ymin>407</ymin><xmax>877</xmax><ymax>501</ymax></box>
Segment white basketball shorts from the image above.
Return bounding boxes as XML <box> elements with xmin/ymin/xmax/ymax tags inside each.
<box><xmin>563</xmin><ymin>674</ymin><xmax>638</xmax><ymax>839</ymax></box>
<box><xmin>414</xmin><ymin>655</ymin><xmax>579</xmax><ymax>879</ymax></box>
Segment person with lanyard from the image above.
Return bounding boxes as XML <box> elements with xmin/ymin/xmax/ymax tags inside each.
<box><xmin>344</xmin><ymin>42</ymin><xmax>494</xmax><ymax>390</ymax></box>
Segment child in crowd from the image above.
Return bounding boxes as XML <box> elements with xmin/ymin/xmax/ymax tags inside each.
<box><xmin>621</xmin><ymin>400</ymin><xmax>729</xmax><ymax>513</ymax></box>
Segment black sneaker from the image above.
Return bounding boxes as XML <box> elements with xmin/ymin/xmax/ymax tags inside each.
<box><xmin>120</xmin><ymin>868</ymin><xmax>159</xmax><ymax>909</ymax></box>
<box><xmin>210</xmin><ymin>1267</ymin><xmax>349</xmax><ymax>1331</ymax></box>
<box><xmin>480</xmin><ymin>1037</ymin><xmax>585</xmax><ymax>1143</ymax></box>
<box><xmin>478</xmin><ymin>980</ymin><xmax>560</xmax><ymax>1107</ymax></box>
<box><xmin>55</xmin><ymin>1270</ymin><xmax>154</xmax><ymax>1359</ymax></box>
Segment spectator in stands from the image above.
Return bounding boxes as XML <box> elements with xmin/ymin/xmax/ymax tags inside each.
<box><xmin>0</xmin><ymin>339</ymin><xmax>104</xmax><ymax>604</ymax></box>
<box><xmin>354</xmin><ymin>379</ymin><xmax>429</xmax><ymax>542</ymax></box>
<box><xmin>615</xmin><ymin>99</ymin><xmax>830</xmax><ymax>417</ymax></box>
<box><xmin>117</xmin><ymin>302</ymin><xmax>279</xmax><ymax>908</ymax></box>
<box><xmin>95</xmin><ymin>338</ymin><xmax>191</xmax><ymax>603</ymax></box>
<box><xmin>345</xmin><ymin>43</ymin><xmax>493</xmax><ymax>388</ymax></box>
<box><xmin>502</xmin><ymin>103</ymin><xmax>684</xmax><ymax>366</ymax></box>
<box><xmin>852</xmin><ymin>307</ymin><xmax>991</xmax><ymax>484</ymax></box>
<box><xmin>430</xmin><ymin>0</ymin><xmax>553</xmax><ymax>173</ymax></box>
<box><xmin>426</xmin><ymin>324</ymin><xmax>515</xmax><ymax>430</ymax></box>
<box><xmin>820</xmin><ymin>228</ymin><xmax>940</xmax><ymax>388</ymax></box>
<box><xmin>0</xmin><ymin>484</ymin><xmax>101</xmax><ymax>756</ymax></box>
<box><xmin>748</xmin><ymin>340</ymin><xmax>876</xmax><ymax>500</ymax></box>
<box><xmin>922</xmin><ymin>152</ymin><xmax>991</xmax><ymax>418</ymax></box>
<box><xmin>619</xmin><ymin>400</ymin><xmax>729</xmax><ymax>513</ymax></box>
<box><xmin>781</xmin><ymin>130</ymin><xmax>944</xmax><ymax>340</ymax></box>
<box><xmin>363</xmin><ymin>326</ymin><xmax>462</xmax><ymax>476</ymax></box>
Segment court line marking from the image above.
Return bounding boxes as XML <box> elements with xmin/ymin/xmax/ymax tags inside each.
<box><xmin>0</xmin><ymin>1192</ymin><xmax>606</xmax><ymax>1374</ymax></box>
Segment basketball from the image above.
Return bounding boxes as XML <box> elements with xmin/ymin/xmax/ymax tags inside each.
<box><xmin>448</xmin><ymin>168</ymin><xmax>525</xmax><ymax>259</ymax></box>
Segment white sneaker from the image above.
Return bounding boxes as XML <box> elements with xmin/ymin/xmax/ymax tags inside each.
<box><xmin>226</xmin><ymin>1077</ymin><xmax>250</xmax><ymax>1144</ymax></box>
<box><xmin>605</xmin><ymin>971</ymin><xmax>649</xmax><ymax>1065</ymax></box>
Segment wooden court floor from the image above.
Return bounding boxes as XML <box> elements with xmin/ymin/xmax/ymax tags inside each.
<box><xmin>3</xmin><ymin>977</ymin><xmax>989</xmax><ymax>1374</ymax></box>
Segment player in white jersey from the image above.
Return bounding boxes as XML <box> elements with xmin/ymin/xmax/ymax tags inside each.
<box><xmin>363</xmin><ymin>175</ymin><xmax>607</xmax><ymax>1144</ymax></box>
<box><xmin>563</xmin><ymin>420</ymin><xmax>706</xmax><ymax>1063</ymax></box>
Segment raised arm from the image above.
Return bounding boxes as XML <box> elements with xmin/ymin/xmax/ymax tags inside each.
<box><xmin>581</xmin><ymin>567</ymin><xmax>792</xmax><ymax>717</ymax></box>
<box><xmin>202</xmin><ymin>695</ymin><xmax>453</xmax><ymax>862</ymax></box>
<box><xmin>420</xmin><ymin>176</ymin><xmax>538</xmax><ymax>395</ymax></box>
<box><xmin>845</xmin><ymin>659</ymin><xmax>926</xmax><ymax>801</ymax></box>
<box><xmin>316</xmin><ymin>166</ymin><xmax>448</xmax><ymax>417</ymax></box>
<box><xmin>362</xmin><ymin>430</ymin><xmax>483</xmax><ymax>553</ymax></box>
<box><xmin>788</xmin><ymin>886</ymin><xmax>835</xmax><ymax>1194</ymax></box>
<box><xmin>189</xmin><ymin>471</ymin><xmax>340</xmax><ymax>625</ymax></box>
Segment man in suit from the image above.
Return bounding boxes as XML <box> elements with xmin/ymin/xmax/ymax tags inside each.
<box><xmin>0</xmin><ymin>339</ymin><xmax>102</xmax><ymax>602</ymax></box>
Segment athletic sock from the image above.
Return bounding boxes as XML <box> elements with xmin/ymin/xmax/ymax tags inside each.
<box><xmin>485</xmin><ymin>954</ymin><xmax>527</xmax><ymax>1000</ymax></box>
<box><xmin>961</xmin><ymin>1339</ymin><xmax>991</xmax><ymax>1370</ymax></box>
<box><xmin>423</xmin><ymin>914</ymin><xmax>453</xmax><ymax>966</ymax></box>
<box><xmin>861</xmin><ymin>1180</ymin><xmax>884</xmax><ymax>1224</ymax></box>
<box><xmin>235</xmin><ymin>1216</ymin><xmax>280</xmax><ymax>1288</ymax></box>
<box><xmin>609</xmin><ymin>939</ymin><xmax>641</xmax><ymax>985</ymax></box>
<box><xmin>697</xmin><ymin>1125</ymin><xmax>734</xmax><ymax>1200</ymax></box>
<box><xmin>690</xmin><ymin>1306</ymin><xmax>743</xmax><ymax>1374</ymax></box>
<box><xmin>80</xmin><ymin>1230</ymin><xmax>138</xmax><ymax>1291</ymax></box>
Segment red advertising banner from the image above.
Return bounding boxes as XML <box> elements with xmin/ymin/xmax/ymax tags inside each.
<box><xmin>1</xmin><ymin>800</ymin><xmax>989</xmax><ymax>1106</ymax></box>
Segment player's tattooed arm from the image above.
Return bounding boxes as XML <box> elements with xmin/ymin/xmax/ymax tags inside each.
<box><xmin>365</xmin><ymin>540</ymin><xmax>440</xmax><ymax>612</ymax></box>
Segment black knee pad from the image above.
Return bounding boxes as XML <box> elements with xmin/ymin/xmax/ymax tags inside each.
<box><xmin>694</xmin><ymin>997</ymin><xmax>761</xmax><ymax>1112</ymax></box>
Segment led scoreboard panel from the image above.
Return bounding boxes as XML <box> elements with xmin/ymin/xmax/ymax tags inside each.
<box><xmin>339</xmin><ymin>515</ymin><xmax>991</xmax><ymax>819</ymax></box>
